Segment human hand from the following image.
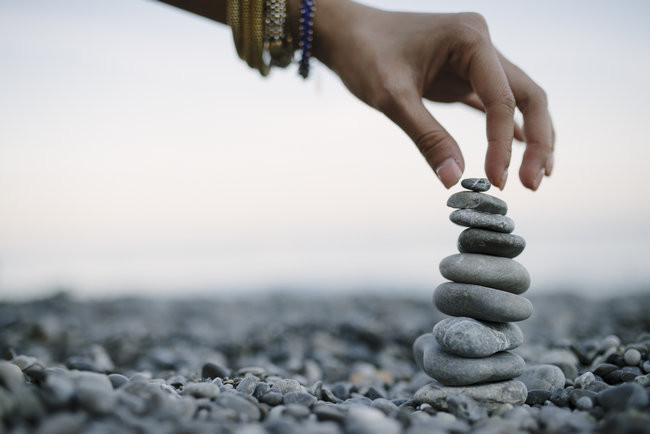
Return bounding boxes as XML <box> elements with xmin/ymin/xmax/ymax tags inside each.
<box><xmin>310</xmin><ymin>0</ymin><xmax>555</xmax><ymax>190</ymax></box>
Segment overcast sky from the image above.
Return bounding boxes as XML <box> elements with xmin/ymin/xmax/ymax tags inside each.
<box><xmin>1</xmin><ymin>0</ymin><xmax>649</xmax><ymax>299</ymax></box>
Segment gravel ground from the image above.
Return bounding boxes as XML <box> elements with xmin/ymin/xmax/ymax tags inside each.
<box><xmin>1</xmin><ymin>291</ymin><xmax>649</xmax><ymax>433</ymax></box>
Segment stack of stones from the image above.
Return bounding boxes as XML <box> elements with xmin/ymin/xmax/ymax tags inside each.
<box><xmin>413</xmin><ymin>177</ymin><xmax>533</xmax><ymax>409</ymax></box>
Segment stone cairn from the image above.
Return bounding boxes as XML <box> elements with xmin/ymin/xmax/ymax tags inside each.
<box><xmin>413</xmin><ymin>177</ymin><xmax>533</xmax><ymax>408</ymax></box>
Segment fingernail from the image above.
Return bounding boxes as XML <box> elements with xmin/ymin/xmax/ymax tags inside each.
<box><xmin>545</xmin><ymin>154</ymin><xmax>554</xmax><ymax>176</ymax></box>
<box><xmin>499</xmin><ymin>169</ymin><xmax>508</xmax><ymax>190</ymax></box>
<box><xmin>435</xmin><ymin>158</ymin><xmax>462</xmax><ymax>189</ymax></box>
<box><xmin>533</xmin><ymin>168</ymin><xmax>545</xmax><ymax>190</ymax></box>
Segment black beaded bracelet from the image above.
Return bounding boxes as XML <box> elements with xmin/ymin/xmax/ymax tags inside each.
<box><xmin>298</xmin><ymin>0</ymin><xmax>315</xmax><ymax>79</ymax></box>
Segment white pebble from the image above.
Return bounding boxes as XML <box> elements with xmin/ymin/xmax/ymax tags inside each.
<box><xmin>574</xmin><ymin>372</ymin><xmax>595</xmax><ymax>389</ymax></box>
<box><xmin>624</xmin><ymin>349</ymin><xmax>641</xmax><ymax>366</ymax></box>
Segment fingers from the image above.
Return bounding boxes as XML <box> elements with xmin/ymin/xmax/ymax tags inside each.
<box><xmin>466</xmin><ymin>46</ymin><xmax>516</xmax><ymax>190</ymax></box>
<box><xmin>380</xmin><ymin>91</ymin><xmax>465</xmax><ymax>188</ymax></box>
<box><xmin>462</xmin><ymin>93</ymin><xmax>524</xmax><ymax>142</ymax></box>
<box><xmin>499</xmin><ymin>53</ymin><xmax>555</xmax><ymax>190</ymax></box>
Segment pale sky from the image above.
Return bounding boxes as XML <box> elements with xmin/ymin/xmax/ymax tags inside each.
<box><xmin>1</xmin><ymin>0</ymin><xmax>649</xmax><ymax>299</ymax></box>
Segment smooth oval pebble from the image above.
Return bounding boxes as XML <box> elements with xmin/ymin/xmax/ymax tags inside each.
<box><xmin>434</xmin><ymin>282</ymin><xmax>533</xmax><ymax>322</ymax></box>
<box><xmin>450</xmin><ymin>209</ymin><xmax>514</xmax><ymax>233</ymax></box>
<box><xmin>440</xmin><ymin>253</ymin><xmax>530</xmax><ymax>294</ymax></box>
<box><xmin>447</xmin><ymin>191</ymin><xmax>507</xmax><ymax>215</ymax></box>
<box><xmin>413</xmin><ymin>334</ymin><xmax>525</xmax><ymax>386</ymax></box>
<box><xmin>433</xmin><ymin>317</ymin><xmax>523</xmax><ymax>358</ymax></box>
<box><xmin>461</xmin><ymin>178</ymin><xmax>491</xmax><ymax>192</ymax></box>
<box><xmin>516</xmin><ymin>364</ymin><xmax>566</xmax><ymax>391</ymax></box>
<box><xmin>458</xmin><ymin>228</ymin><xmax>525</xmax><ymax>258</ymax></box>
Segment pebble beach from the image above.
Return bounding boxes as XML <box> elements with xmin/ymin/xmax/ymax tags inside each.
<box><xmin>1</xmin><ymin>291</ymin><xmax>649</xmax><ymax>433</ymax></box>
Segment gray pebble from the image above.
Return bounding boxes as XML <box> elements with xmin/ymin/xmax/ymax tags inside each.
<box><xmin>447</xmin><ymin>191</ymin><xmax>507</xmax><ymax>215</ymax></box>
<box><xmin>261</xmin><ymin>391</ymin><xmax>283</xmax><ymax>406</ymax></box>
<box><xmin>599</xmin><ymin>383</ymin><xmax>649</xmax><ymax>411</ymax></box>
<box><xmin>40</xmin><ymin>371</ymin><xmax>75</xmax><ymax>408</ymax></box>
<box><xmin>253</xmin><ymin>382</ymin><xmax>270</xmax><ymax>399</ymax></box>
<box><xmin>643</xmin><ymin>360</ymin><xmax>650</xmax><ymax>373</ymax></box>
<box><xmin>108</xmin><ymin>374</ymin><xmax>129</xmax><ymax>389</ymax></box>
<box><xmin>284</xmin><ymin>403</ymin><xmax>311</xmax><ymax>419</ymax></box>
<box><xmin>434</xmin><ymin>282</ymin><xmax>533</xmax><ymax>322</ymax></box>
<box><xmin>569</xmin><ymin>388</ymin><xmax>598</xmax><ymax>407</ymax></box>
<box><xmin>215</xmin><ymin>392</ymin><xmax>261</xmax><ymax>422</ymax></box>
<box><xmin>0</xmin><ymin>361</ymin><xmax>24</xmax><ymax>392</ymax></box>
<box><xmin>414</xmin><ymin>380</ymin><xmax>527</xmax><ymax>411</ymax></box>
<box><xmin>73</xmin><ymin>371</ymin><xmax>116</xmax><ymax>415</ymax></box>
<box><xmin>236</xmin><ymin>374</ymin><xmax>259</xmax><ymax>396</ymax></box>
<box><xmin>283</xmin><ymin>391</ymin><xmax>317</xmax><ymax>407</ymax></box>
<box><xmin>270</xmin><ymin>378</ymin><xmax>303</xmax><ymax>394</ymax></box>
<box><xmin>575</xmin><ymin>396</ymin><xmax>593</xmax><ymax>410</ymax></box>
<box><xmin>446</xmin><ymin>394</ymin><xmax>487</xmax><ymax>423</ymax></box>
<box><xmin>344</xmin><ymin>406</ymin><xmax>401</xmax><ymax>434</ymax></box>
<box><xmin>458</xmin><ymin>228</ymin><xmax>526</xmax><ymax>258</ymax></box>
<box><xmin>624</xmin><ymin>348</ymin><xmax>642</xmax><ymax>366</ymax></box>
<box><xmin>440</xmin><ymin>253</ymin><xmax>530</xmax><ymax>294</ymax></box>
<box><xmin>593</xmin><ymin>363</ymin><xmax>618</xmax><ymax>378</ymax></box>
<box><xmin>202</xmin><ymin>361</ymin><xmax>230</xmax><ymax>379</ymax></box>
<box><xmin>433</xmin><ymin>317</ymin><xmax>523</xmax><ymax>358</ymax></box>
<box><xmin>314</xmin><ymin>403</ymin><xmax>346</xmax><ymax>423</ymax></box>
<box><xmin>183</xmin><ymin>382</ymin><xmax>220</xmax><ymax>399</ymax></box>
<box><xmin>585</xmin><ymin>380</ymin><xmax>609</xmax><ymax>393</ymax></box>
<box><xmin>371</xmin><ymin>398</ymin><xmax>398</xmax><ymax>415</ymax></box>
<box><xmin>450</xmin><ymin>209</ymin><xmax>515</xmax><ymax>233</ymax></box>
<box><xmin>516</xmin><ymin>364</ymin><xmax>566</xmax><ymax>391</ymax></box>
<box><xmin>526</xmin><ymin>389</ymin><xmax>551</xmax><ymax>406</ymax></box>
<box><xmin>634</xmin><ymin>374</ymin><xmax>650</xmax><ymax>386</ymax></box>
<box><xmin>461</xmin><ymin>177</ymin><xmax>491</xmax><ymax>192</ymax></box>
<box><xmin>413</xmin><ymin>334</ymin><xmax>525</xmax><ymax>386</ymax></box>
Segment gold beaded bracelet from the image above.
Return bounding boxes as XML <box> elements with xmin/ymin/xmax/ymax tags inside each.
<box><xmin>227</xmin><ymin>0</ymin><xmax>294</xmax><ymax>76</ymax></box>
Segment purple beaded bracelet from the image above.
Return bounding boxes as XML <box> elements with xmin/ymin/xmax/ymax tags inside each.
<box><xmin>298</xmin><ymin>0</ymin><xmax>315</xmax><ymax>78</ymax></box>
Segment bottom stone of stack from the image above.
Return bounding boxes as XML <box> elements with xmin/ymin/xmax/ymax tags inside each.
<box><xmin>413</xmin><ymin>334</ymin><xmax>525</xmax><ymax>386</ymax></box>
<box><xmin>414</xmin><ymin>380</ymin><xmax>528</xmax><ymax>411</ymax></box>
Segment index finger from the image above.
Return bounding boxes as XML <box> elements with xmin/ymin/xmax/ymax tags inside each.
<box><xmin>467</xmin><ymin>46</ymin><xmax>516</xmax><ymax>190</ymax></box>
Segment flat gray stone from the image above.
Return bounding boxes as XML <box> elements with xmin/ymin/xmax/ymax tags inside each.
<box><xmin>414</xmin><ymin>380</ymin><xmax>527</xmax><ymax>411</ymax></box>
<box><xmin>434</xmin><ymin>282</ymin><xmax>533</xmax><ymax>322</ymax></box>
<box><xmin>413</xmin><ymin>334</ymin><xmax>525</xmax><ymax>386</ymax></box>
<box><xmin>458</xmin><ymin>228</ymin><xmax>525</xmax><ymax>258</ymax></box>
<box><xmin>461</xmin><ymin>178</ymin><xmax>491</xmax><ymax>192</ymax></box>
<box><xmin>516</xmin><ymin>364</ymin><xmax>566</xmax><ymax>391</ymax></box>
<box><xmin>450</xmin><ymin>209</ymin><xmax>514</xmax><ymax>233</ymax></box>
<box><xmin>433</xmin><ymin>317</ymin><xmax>524</xmax><ymax>358</ymax></box>
<box><xmin>447</xmin><ymin>191</ymin><xmax>507</xmax><ymax>215</ymax></box>
<box><xmin>439</xmin><ymin>253</ymin><xmax>530</xmax><ymax>294</ymax></box>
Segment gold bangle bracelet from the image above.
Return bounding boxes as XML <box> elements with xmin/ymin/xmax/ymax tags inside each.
<box><xmin>250</xmin><ymin>0</ymin><xmax>270</xmax><ymax>75</ymax></box>
<box><xmin>227</xmin><ymin>0</ymin><xmax>244</xmax><ymax>59</ymax></box>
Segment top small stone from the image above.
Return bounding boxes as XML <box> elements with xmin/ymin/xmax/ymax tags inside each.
<box><xmin>461</xmin><ymin>178</ymin><xmax>491</xmax><ymax>192</ymax></box>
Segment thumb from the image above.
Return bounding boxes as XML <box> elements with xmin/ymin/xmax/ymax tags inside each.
<box><xmin>383</xmin><ymin>94</ymin><xmax>465</xmax><ymax>188</ymax></box>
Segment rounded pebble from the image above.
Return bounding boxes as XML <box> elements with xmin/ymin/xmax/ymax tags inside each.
<box><xmin>439</xmin><ymin>253</ymin><xmax>530</xmax><ymax>294</ymax></box>
<box><xmin>461</xmin><ymin>178</ymin><xmax>491</xmax><ymax>192</ymax></box>
<box><xmin>624</xmin><ymin>348</ymin><xmax>641</xmax><ymax>366</ymax></box>
<box><xmin>457</xmin><ymin>228</ymin><xmax>526</xmax><ymax>258</ymax></box>
<box><xmin>447</xmin><ymin>191</ymin><xmax>507</xmax><ymax>215</ymax></box>
<box><xmin>413</xmin><ymin>334</ymin><xmax>525</xmax><ymax>386</ymax></box>
<box><xmin>434</xmin><ymin>282</ymin><xmax>533</xmax><ymax>322</ymax></box>
<box><xmin>450</xmin><ymin>209</ymin><xmax>515</xmax><ymax>233</ymax></box>
<box><xmin>433</xmin><ymin>317</ymin><xmax>523</xmax><ymax>358</ymax></box>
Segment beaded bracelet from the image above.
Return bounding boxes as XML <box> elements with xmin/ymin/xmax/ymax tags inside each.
<box><xmin>265</xmin><ymin>0</ymin><xmax>294</xmax><ymax>67</ymax></box>
<box><xmin>298</xmin><ymin>0</ymin><xmax>315</xmax><ymax>79</ymax></box>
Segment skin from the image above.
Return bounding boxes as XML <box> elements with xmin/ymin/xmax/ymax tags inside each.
<box><xmin>158</xmin><ymin>0</ymin><xmax>555</xmax><ymax>190</ymax></box>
